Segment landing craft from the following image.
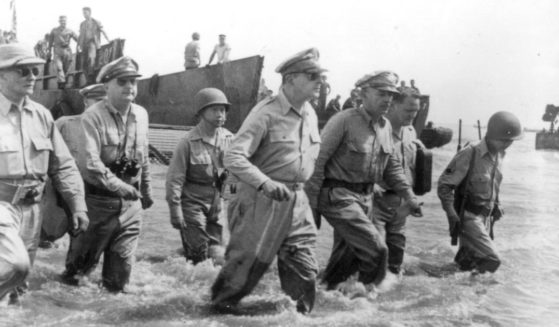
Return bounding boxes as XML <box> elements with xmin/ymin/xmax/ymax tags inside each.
<box><xmin>535</xmin><ymin>104</ymin><xmax>559</xmax><ymax>150</ymax></box>
<box><xmin>30</xmin><ymin>39</ymin><xmax>264</xmax><ymax>161</ymax></box>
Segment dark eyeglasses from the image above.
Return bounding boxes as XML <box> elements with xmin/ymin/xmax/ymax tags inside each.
<box><xmin>14</xmin><ymin>66</ymin><xmax>40</xmax><ymax>77</ymax></box>
<box><xmin>304</xmin><ymin>72</ymin><xmax>324</xmax><ymax>81</ymax></box>
<box><xmin>116</xmin><ymin>78</ymin><xmax>137</xmax><ymax>86</ymax></box>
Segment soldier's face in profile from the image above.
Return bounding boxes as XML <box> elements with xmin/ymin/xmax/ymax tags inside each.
<box><xmin>362</xmin><ymin>87</ymin><xmax>393</xmax><ymax>116</ymax></box>
<box><xmin>292</xmin><ymin>72</ymin><xmax>323</xmax><ymax>100</ymax></box>
<box><xmin>106</xmin><ymin>77</ymin><xmax>137</xmax><ymax>103</ymax></box>
<box><xmin>487</xmin><ymin>138</ymin><xmax>514</xmax><ymax>153</ymax></box>
<box><xmin>0</xmin><ymin>65</ymin><xmax>38</xmax><ymax>98</ymax></box>
<box><xmin>201</xmin><ymin>105</ymin><xmax>227</xmax><ymax>127</ymax></box>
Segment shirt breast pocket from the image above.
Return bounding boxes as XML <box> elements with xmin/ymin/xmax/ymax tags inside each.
<box><xmin>101</xmin><ymin>131</ymin><xmax>120</xmax><ymax>161</ymax></box>
<box><xmin>30</xmin><ymin>136</ymin><xmax>53</xmax><ymax>175</ymax></box>
<box><xmin>346</xmin><ymin>139</ymin><xmax>373</xmax><ymax>173</ymax></box>
<box><xmin>470</xmin><ymin>174</ymin><xmax>490</xmax><ymax>199</ymax></box>
<box><xmin>0</xmin><ymin>137</ymin><xmax>20</xmax><ymax>173</ymax></box>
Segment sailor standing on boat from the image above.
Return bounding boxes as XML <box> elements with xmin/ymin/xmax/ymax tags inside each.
<box><xmin>165</xmin><ymin>88</ymin><xmax>233</xmax><ymax>264</ymax></box>
<box><xmin>305</xmin><ymin>72</ymin><xmax>422</xmax><ymax>296</ymax></box>
<box><xmin>211</xmin><ymin>48</ymin><xmax>324</xmax><ymax>314</ymax></box>
<box><xmin>62</xmin><ymin>56</ymin><xmax>153</xmax><ymax>292</ymax></box>
<box><xmin>48</xmin><ymin>15</ymin><xmax>79</xmax><ymax>89</ymax></box>
<box><xmin>0</xmin><ymin>44</ymin><xmax>88</xmax><ymax>304</ymax></box>
<box><xmin>438</xmin><ymin>111</ymin><xmax>522</xmax><ymax>273</ymax></box>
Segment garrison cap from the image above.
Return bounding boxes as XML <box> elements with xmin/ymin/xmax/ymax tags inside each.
<box><xmin>355</xmin><ymin>71</ymin><xmax>400</xmax><ymax>94</ymax></box>
<box><xmin>96</xmin><ymin>56</ymin><xmax>142</xmax><ymax>83</ymax></box>
<box><xmin>0</xmin><ymin>43</ymin><xmax>45</xmax><ymax>70</ymax></box>
<box><xmin>79</xmin><ymin>83</ymin><xmax>106</xmax><ymax>99</ymax></box>
<box><xmin>275</xmin><ymin>47</ymin><xmax>327</xmax><ymax>75</ymax></box>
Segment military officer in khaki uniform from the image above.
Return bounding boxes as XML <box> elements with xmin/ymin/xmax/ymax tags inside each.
<box><xmin>166</xmin><ymin>87</ymin><xmax>233</xmax><ymax>264</ymax></box>
<box><xmin>306</xmin><ymin>71</ymin><xmax>422</xmax><ymax>296</ymax></box>
<box><xmin>438</xmin><ymin>111</ymin><xmax>522</xmax><ymax>273</ymax></box>
<box><xmin>0</xmin><ymin>44</ymin><xmax>88</xmax><ymax>303</ymax></box>
<box><xmin>62</xmin><ymin>56</ymin><xmax>153</xmax><ymax>292</ymax></box>
<box><xmin>211</xmin><ymin>48</ymin><xmax>324</xmax><ymax>314</ymax></box>
<box><xmin>372</xmin><ymin>86</ymin><xmax>423</xmax><ymax>279</ymax></box>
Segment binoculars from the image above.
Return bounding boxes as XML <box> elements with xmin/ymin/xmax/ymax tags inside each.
<box><xmin>109</xmin><ymin>155</ymin><xmax>141</xmax><ymax>178</ymax></box>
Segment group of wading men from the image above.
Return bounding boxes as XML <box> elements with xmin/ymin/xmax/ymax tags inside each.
<box><xmin>0</xmin><ymin>43</ymin><xmax>522</xmax><ymax>313</ymax></box>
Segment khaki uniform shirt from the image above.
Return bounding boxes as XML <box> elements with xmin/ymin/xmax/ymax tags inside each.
<box><xmin>166</xmin><ymin>125</ymin><xmax>233</xmax><ymax>221</ymax></box>
<box><xmin>306</xmin><ymin>107</ymin><xmax>410</xmax><ymax>208</ymax></box>
<box><xmin>438</xmin><ymin>139</ymin><xmax>503</xmax><ymax>213</ymax></box>
<box><xmin>50</xmin><ymin>26</ymin><xmax>78</xmax><ymax>49</ymax></box>
<box><xmin>224</xmin><ymin>88</ymin><xmax>321</xmax><ymax>188</ymax></box>
<box><xmin>377</xmin><ymin>125</ymin><xmax>417</xmax><ymax>190</ymax></box>
<box><xmin>78</xmin><ymin>18</ymin><xmax>104</xmax><ymax>49</ymax></box>
<box><xmin>184</xmin><ymin>40</ymin><xmax>201</xmax><ymax>68</ymax></box>
<box><xmin>78</xmin><ymin>100</ymin><xmax>151</xmax><ymax>196</ymax></box>
<box><xmin>0</xmin><ymin>93</ymin><xmax>86</xmax><ymax>213</ymax></box>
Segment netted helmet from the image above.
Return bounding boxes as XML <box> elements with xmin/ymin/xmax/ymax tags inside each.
<box><xmin>194</xmin><ymin>88</ymin><xmax>231</xmax><ymax>115</ymax></box>
<box><xmin>486</xmin><ymin>111</ymin><xmax>523</xmax><ymax>141</ymax></box>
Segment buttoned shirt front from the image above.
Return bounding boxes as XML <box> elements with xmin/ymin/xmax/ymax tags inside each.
<box><xmin>306</xmin><ymin>107</ymin><xmax>410</xmax><ymax>207</ymax></box>
<box><xmin>224</xmin><ymin>88</ymin><xmax>321</xmax><ymax>188</ymax></box>
<box><xmin>438</xmin><ymin>139</ymin><xmax>503</xmax><ymax>212</ymax></box>
<box><xmin>377</xmin><ymin>125</ymin><xmax>417</xmax><ymax>190</ymax></box>
<box><xmin>50</xmin><ymin>26</ymin><xmax>78</xmax><ymax>49</ymax></box>
<box><xmin>0</xmin><ymin>93</ymin><xmax>86</xmax><ymax>213</ymax></box>
<box><xmin>166</xmin><ymin>125</ymin><xmax>233</xmax><ymax>220</ymax></box>
<box><xmin>79</xmin><ymin>99</ymin><xmax>151</xmax><ymax>193</ymax></box>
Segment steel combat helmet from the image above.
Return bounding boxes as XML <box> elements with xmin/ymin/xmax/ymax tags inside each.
<box><xmin>194</xmin><ymin>87</ymin><xmax>231</xmax><ymax>114</ymax></box>
<box><xmin>486</xmin><ymin>111</ymin><xmax>523</xmax><ymax>141</ymax></box>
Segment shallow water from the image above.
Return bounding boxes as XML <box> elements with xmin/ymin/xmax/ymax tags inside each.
<box><xmin>2</xmin><ymin>130</ymin><xmax>558</xmax><ymax>327</ymax></box>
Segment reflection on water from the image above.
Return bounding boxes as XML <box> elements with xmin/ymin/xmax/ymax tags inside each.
<box><xmin>2</xmin><ymin>131</ymin><xmax>559</xmax><ymax>326</ymax></box>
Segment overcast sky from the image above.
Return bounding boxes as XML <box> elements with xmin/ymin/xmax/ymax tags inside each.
<box><xmin>1</xmin><ymin>0</ymin><xmax>558</xmax><ymax>129</ymax></box>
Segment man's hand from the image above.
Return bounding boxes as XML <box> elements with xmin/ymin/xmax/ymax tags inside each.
<box><xmin>115</xmin><ymin>183</ymin><xmax>142</xmax><ymax>200</ymax></box>
<box><xmin>400</xmin><ymin>197</ymin><xmax>423</xmax><ymax>218</ymax></box>
<box><xmin>141</xmin><ymin>195</ymin><xmax>154</xmax><ymax>209</ymax></box>
<box><xmin>70</xmin><ymin>211</ymin><xmax>89</xmax><ymax>236</ymax></box>
<box><xmin>373</xmin><ymin>184</ymin><xmax>385</xmax><ymax>198</ymax></box>
<box><xmin>170</xmin><ymin>216</ymin><xmax>186</xmax><ymax>230</ymax></box>
<box><xmin>260</xmin><ymin>180</ymin><xmax>292</xmax><ymax>201</ymax></box>
<box><xmin>447</xmin><ymin>211</ymin><xmax>461</xmax><ymax>236</ymax></box>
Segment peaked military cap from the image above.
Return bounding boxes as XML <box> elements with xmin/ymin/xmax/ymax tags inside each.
<box><xmin>96</xmin><ymin>56</ymin><xmax>142</xmax><ymax>83</ymax></box>
<box><xmin>275</xmin><ymin>47</ymin><xmax>327</xmax><ymax>75</ymax></box>
<box><xmin>355</xmin><ymin>71</ymin><xmax>400</xmax><ymax>94</ymax></box>
<box><xmin>0</xmin><ymin>44</ymin><xmax>45</xmax><ymax>70</ymax></box>
<box><xmin>79</xmin><ymin>83</ymin><xmax>106</xmax><ymax>99</ymax></box>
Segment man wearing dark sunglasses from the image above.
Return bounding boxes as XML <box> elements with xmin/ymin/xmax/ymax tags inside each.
<box><xmin>0</xmin><ymin>44</ymin><xmax>88</xmax><ymax>305</ymax></box>
<box><xmin>48</xmin><ymin>15</ymin><xmax>79</xmax><ymax>89</ymax></box>
<box><xmin>62</xmin><ymin>56</ymin><xmax>153</xmax><ymax>293</ymax></box>
<box><xmin>211</xmin><ymin>48</ymin><xmax>325</xmax><ymax>314</ymax></box>
<box><xmin>306</xmin><ymin>71</ymin><xmax>422</xmax><ymax>299</ymax></box>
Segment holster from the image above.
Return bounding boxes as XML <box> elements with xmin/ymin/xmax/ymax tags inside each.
<box><xmin>0</xmin><ymin>180</ymin><xmax>45</xmax><ymax>205</ymax></box>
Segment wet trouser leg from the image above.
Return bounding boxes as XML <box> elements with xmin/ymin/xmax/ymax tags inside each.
<box><xmin>65</xmin><ymin>195</ymin><xmax>142</xmax><ymax>290</ymax></box>
<box><xmin>373</xmin><ymin>193</ymin><xmax>406</xmax><ymax>274</ymax></box>
<box><xmin>212</xmin><ymin>183</ymin><xmax>317</xmax><ymax>313</ymax></box>
<box><xmin>0</xmin><ymin>203</ymin><xmax>31</xmax><ymax>299</ymax></box>
<box><xmin>319</xmin><ymin>187</ymin><xmax>387</xmax><ymax>287</ymax></box>
<box><xmin>455</xmin><ymin>210</ymin><xmax>500</xmax><ymax>273</ymax></box>
<box><xmin>180</xmin><ymin>186</ymin><xmax>223</xmax><ymax>264</ymax></box>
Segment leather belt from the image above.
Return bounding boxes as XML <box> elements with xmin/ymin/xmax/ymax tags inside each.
<box><xmin>464</xmin><ymin>202</ymin><xmax>492</xmax><ymax>217</ymax></box>
<box><xmin>323</xmin><ymin>179</ymin><xmax>374</xmax><ymax>194</ymax></box>
<box><xmin>85</xmin><ymin>182</ymin><xmax>139</xmax><ymax>198</ymax></box>
<box><xmin>0</xmin><ymin>180</ymin><xmax>44</xmax><ymax>205</ymax></box>
<box><xmin>186</xmin><ymin>178</ymin><xmax>216</xmax><ymax>187</ymax></box>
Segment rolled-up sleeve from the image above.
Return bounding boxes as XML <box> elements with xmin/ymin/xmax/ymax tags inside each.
<box><xmin>48</xmin><ymin>122</ymin><xmax>86</xmax><ymax>213</ymax></box>
<box><xmin>165</xmin><ymin>138</ymin><xmax>189</xmax><ymax>221</ymax></box>
<box><xmin>223</xmin><ymin>110</ymin><xmax>269</xmax><ymax>188</ymax></box>
<box><xmin>305</xmin><ymin>113</ymin><xmax>345</xmax><ymax>208</ymax></box>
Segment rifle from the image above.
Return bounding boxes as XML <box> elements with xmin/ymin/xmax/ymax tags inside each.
<box><xmin>451</xmin><ymin>147</ymin><xmax>476</xmax><ymax>245</ymax></box>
